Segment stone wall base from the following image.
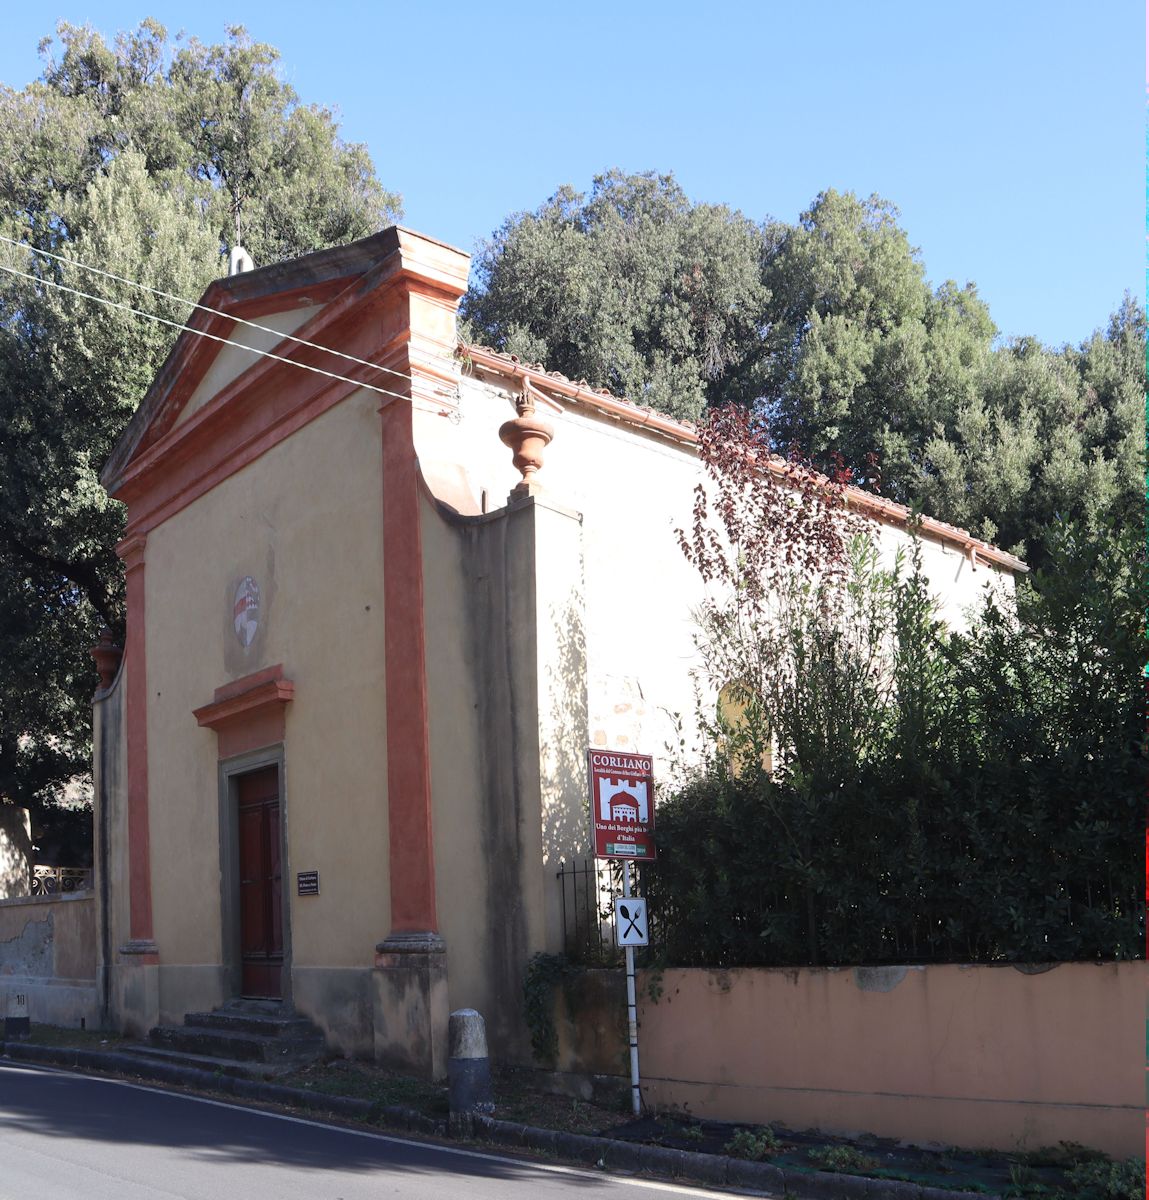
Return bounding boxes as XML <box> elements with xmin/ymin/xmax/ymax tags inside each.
<box><xmin>372</xmin><ymin>933</ymin><xmax>449</xmax><ymax>1079</ymax></box>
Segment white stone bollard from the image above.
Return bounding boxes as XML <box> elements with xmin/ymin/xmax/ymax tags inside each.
<box><xmin>447</xmin><ymin>1008</ymin><xmax>493</xmax><ymax>1135</ymax></box>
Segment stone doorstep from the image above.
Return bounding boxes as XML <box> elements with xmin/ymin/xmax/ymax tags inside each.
<box><xmin>126</xmin><ymin>1005</ymin><xmax>325</xmax><ymax>1076</ymax></box>
<box><xmin>182</xmin><ymin>1010</ymin><xmax>323</xmax><ymax>1039</ymax></box>
<box><xmin>0</xmin><ymin>1041</ymin><xmax>999</xmax><ymax>1200</ymax></box>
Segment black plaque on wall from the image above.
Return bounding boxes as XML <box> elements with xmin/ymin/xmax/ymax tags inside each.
<box><xmin>297</xmin><ymin>871</ymin><xmax>319</xmax><ymax>896</ymax></box>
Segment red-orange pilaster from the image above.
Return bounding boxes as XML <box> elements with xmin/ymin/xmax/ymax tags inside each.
<box><xmin>117</xmin><ymin>532</ymin><xmax>157</xmax><ymax>957</ymax></box>
<box><xmin>380</xmin><ymin>395</ymin><xmax>438</xmax><ymax>934</ymax></box>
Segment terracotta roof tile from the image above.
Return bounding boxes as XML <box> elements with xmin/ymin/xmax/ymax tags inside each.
<box><xmin>460</xmin><ymin>342</ymin><xmax>1028</xmax><ymax>574</ymax></box>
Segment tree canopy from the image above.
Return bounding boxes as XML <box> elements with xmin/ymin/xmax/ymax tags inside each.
<box><xmin>465</xmin><ymin>175</ymin><xmax>1144</xmax><ymax>567</ymax></box>
<box><xmin>0</xmin><ymin>21</ymin><xmax>400</xmax><ymax>812</ymax></box>
<box><xmin>463</xmin><ymin>170</ymin><xmax>771</xmax><ymax>421</ymax></box>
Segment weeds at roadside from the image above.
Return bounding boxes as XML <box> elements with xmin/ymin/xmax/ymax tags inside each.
<box><xmin>807</xmin><ymin>1145</ymin><xmax>880</xmax><ymax>1173</ymax></box>
<box><xmin>10</xmin><ymin>1025</ymin><xmax>1145</xmax><ymax>1199</ymax></box>
<box><xmin>724</xmin><ymin>1127</ymin><xmax>782</xmax><ymax>1160</ymax></box>
<box><xmin>1061</xmin><ymin>1158</ymin><xmax>1144</xmax><ymax>1200</ymax></box>
<box><xmin>1018</xmin><ymin>1144</ymin><xmax>1109</xmax><ymax>1170</ymax></box>
<box><xmin>1006</xmin><ymin>1162</ymin><xmax>1052</xmax><ymax>1197</ymax></box>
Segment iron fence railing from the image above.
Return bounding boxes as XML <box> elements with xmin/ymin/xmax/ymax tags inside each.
<box><xmin>30</xmin><ymin>866</ymin><xmax>92</xmax><ymax>895</ymax></box>
<box><xmin>556</xmin><ymin>857</ymin><xmax>655</xmax><ymax>964</ymax></box>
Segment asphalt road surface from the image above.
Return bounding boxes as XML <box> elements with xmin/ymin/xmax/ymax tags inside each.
<box><xmin>0</xmin><ymin>1062</ymin><xmax>738</xmax><ymax>1200</ymax></box>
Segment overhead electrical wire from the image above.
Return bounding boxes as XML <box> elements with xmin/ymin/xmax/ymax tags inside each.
<box><xmin>0</xmin><ymin>238</ymin><xmax>711</xmax><ymax>463</ymax></box>
<box><xmin>0</xmin><ymin>247</ymin><xmax>673</xmax><ymax>459</ymax></box>
<box><xmin>0</xmin><ymin>233</ymin><xmax>419</xmax><ymax>388</ymax></box>
<box><xmin>0</xmin><ymin>260</ymin><xmax>419</xmax><ymax>404</ymax></box>
<box><xmin>0</xmin><ymin>236</ymin><xmax>459</xmax><ymax>407</ymax></box>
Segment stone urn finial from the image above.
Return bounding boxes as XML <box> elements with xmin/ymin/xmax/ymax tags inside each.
<box><xmin>499</xmin><ymin>376</ymin><xmax>554</xmax><ymax>500</ymax></box>
<box><xmin>91</xmin><ymin>627</ymin><xmax>123</xmax><ymax>693</ymax></box>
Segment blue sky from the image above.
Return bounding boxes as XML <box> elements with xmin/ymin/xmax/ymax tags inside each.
<box><xmin>0</xmin><ymin>2</ymin><xmax>1140</xmax><ymax>348</ymax></box>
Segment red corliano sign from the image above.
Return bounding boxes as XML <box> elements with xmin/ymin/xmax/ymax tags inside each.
<box><xmin>588</xmin><ymin>750</ymin><xmax>656</xmax><ymax>860</ymax></box>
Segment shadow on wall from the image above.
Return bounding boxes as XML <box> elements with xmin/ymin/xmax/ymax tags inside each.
<box><xmin>540</xmin><ymin>594</ymin><xmax>591</xmax><ymax>876</ymax></box>
<box><xmin>457</xmin><ymin>500</ymin><xmax>592</xmax><ymax>1062</ymax></box>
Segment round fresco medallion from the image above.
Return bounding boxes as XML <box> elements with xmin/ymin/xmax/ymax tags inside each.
<box><xmin>233</xmin><ymin>576</ymin><xmax>261</xmax><ymax>648</ymax></box>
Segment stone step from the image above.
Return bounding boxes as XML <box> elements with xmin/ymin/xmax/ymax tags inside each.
<box><xmin>119</xmin><ymin>1042</ymin><xmax>300</xmax><ymax>1080</ymax></box>
<box><xmin>214</xmin><ymin>997</ymin><xmax>287</xmax><ymax>1017</ymax></box>
<box><xmin>148</xmin><ymin>1023</ymin><xmax>323</xmax><ymax>1064</ymax></box>
<box><xmin>183</xmin><ymin>1010</ymin><xmax>321</xmax><ymax>1040</ymax></box>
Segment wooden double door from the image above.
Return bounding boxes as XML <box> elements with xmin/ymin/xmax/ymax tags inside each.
<box><xmin>237</xmin><ymin>766</ymin><xmax>283</xmax><ymax>999</ymax></box>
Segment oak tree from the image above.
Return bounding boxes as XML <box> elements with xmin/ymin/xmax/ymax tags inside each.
<box><xmin>0</xmin><ymin>21</ymin><xmax>400</xmax><ymax>812</ymax></box>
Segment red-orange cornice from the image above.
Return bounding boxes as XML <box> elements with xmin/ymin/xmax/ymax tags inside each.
<box><xmin>113</xmin><ymin>313</ymin><xmax>394</xmax><ymax>535</ymax></box>
<box><xmin>115</xmin><ymin>532</ymin><xmax>148</xmax><ymax>572</ymax></box>
<box><xmin>193</xmin><ymin>664</ymin><xmax>294</xmax><ymax>732</ymax></box>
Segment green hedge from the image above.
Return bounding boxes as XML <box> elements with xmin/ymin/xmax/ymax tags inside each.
<box><xmin>645</xmin><ymin>524</ymin><xmax>1143</xmax><ymax>968</ymax></box>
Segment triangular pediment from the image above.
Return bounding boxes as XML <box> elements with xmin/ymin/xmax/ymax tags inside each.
<box><xmin>101</xmin><ymin>229</ymin><xmax>409</xmax><ymax>494</ymax></box>
<box><xmin>166</xmin><ymin>301</ymin><xmax>327</xmax><ymax>435</ymax></box>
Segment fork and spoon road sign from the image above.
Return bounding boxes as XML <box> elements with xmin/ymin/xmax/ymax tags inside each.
<box><xmin>614</xmin><ymin>897</ymin><xmax>649</xmax><ymax>947</ymax></box>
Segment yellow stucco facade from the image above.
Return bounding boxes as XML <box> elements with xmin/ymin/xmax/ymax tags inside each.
<box><xmin>142</xmin><ymin>387</ymin><xmax>389</xmax><ymax>1028</ymax></box>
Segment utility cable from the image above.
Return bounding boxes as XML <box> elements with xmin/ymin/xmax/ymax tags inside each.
<box><xmin>0</xmin><ymin>233</ymin><xmax>426</xmax><ymax>390</ymax></box>
<box><xmin>0</xmin><ymin>261</ymin><xmax>429</xmax><ymax>407</ymax></box>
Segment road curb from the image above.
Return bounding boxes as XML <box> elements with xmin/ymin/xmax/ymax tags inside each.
<box><xmin>2</xmin><ymin>1042</ymin><xmax>997</xmax><ymax>1198</ymax></box>
<box><xmin>469</xmin><ymin>1114</ymin><xmax>997</xmax><ymax>1198</ymax></box>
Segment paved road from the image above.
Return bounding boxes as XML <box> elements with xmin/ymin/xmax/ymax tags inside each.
<box><xmin>0</xmin><ymin>1062</ymin><xmax>734</xmax><ymax>1200</ymax></box>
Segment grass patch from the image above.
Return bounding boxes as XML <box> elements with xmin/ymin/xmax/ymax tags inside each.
<box><xmin>1062</xmin><ymin>1158</ymin><xmax>1145</xmax><ymax>1200</ymax></box>
<box><xmin>21</xmin><ymin>1023</ymin><xmax>127</xmax><ymax>1050</ymax></box>
<box><xmin>278</xmin><ymin>1060</ymin><xmax>447</xmax><ymax>1116</ymax></box>
<box><xmin>489</xmin><ymin>1071</ymin><xmax>623</xmax><ymax>1136</ymax></box>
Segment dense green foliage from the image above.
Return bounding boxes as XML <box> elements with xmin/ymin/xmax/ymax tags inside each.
<box><xmin>0</xmin><ymin>22</ymin><xmax>399</xmax><ymax>813</ymax></box>
<box><xmin>465</xmin><ymin>176</ymin><xmax>1144</xmax><ymax>568</ymax></box>
<box><xmin>463</xmin><ymin>170</ymin><xmax>770</xmax><ymax>421</ymax></box>
<box><xmin>913</xmin><ymin>297</ymin><xmax>1144</xmax><ymax>561</ymax></box>
<box><xmin>647</xmin><ymin>519</ymin><xmax>1143</xmax><ymax>967</ymax></box>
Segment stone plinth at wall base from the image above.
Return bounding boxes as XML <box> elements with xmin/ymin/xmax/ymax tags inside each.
<box><xmin>152</xmin><ymin>964</ymin><xmax>229</xmax><ymax>1029</ymax></box>
<box><xmin>290</xmin><ymin>966</ymin><xmax>374</xmax><ymax>1060</ymax></box>
<box><xmin>114</xmin><ymin>944</ymin><xmax>160</xmax><ymax>1039</ymax></box>
<box><xmin>372</xmin><ymin>932</ymin><xmax>448</xmax><ymax>1080</ymax></box>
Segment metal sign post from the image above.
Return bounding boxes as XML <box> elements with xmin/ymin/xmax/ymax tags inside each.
<box><xmin>621</xmin><ymin>860</ymin><xmax>641</xmax><ymax>1115</ymax></box>
<box><xmin>587</xmin><ymin>746</ymin><xmax>655</xmax><ymax>1116</ymax></box>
